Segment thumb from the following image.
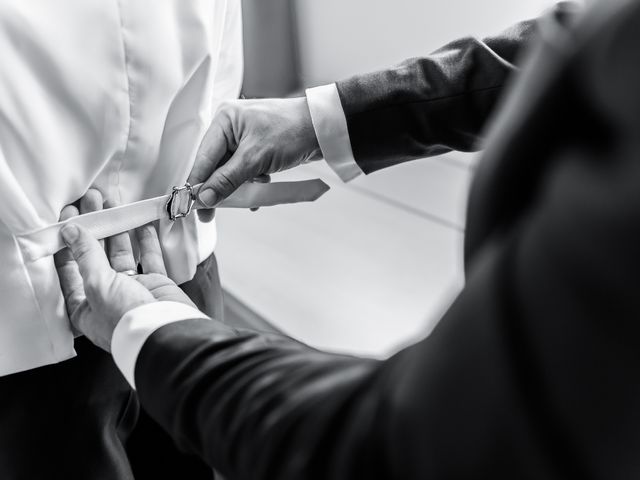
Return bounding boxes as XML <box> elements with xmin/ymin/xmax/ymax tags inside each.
<box><xmin>188</xmin><ymin>114</ymin><xmax>234</xmax><ymax>186</ymax></box>
<box><xmin>61</xmin><ymin>224</ymin><xmax>114</xmax><ymax>291</ymax></box>
<box><xmin>196</xmin><ymin>147</ymin><xmax>259</xmax><ymax>207</ymax></box>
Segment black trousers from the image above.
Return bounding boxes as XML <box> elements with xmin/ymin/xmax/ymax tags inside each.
<box><xmin>0</xmin><ymin>253</ymin><xmax>223</xmax><ymax>480</ymax></box>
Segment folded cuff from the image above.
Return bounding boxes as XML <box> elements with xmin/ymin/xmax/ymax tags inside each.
<box><xmin>111</xmin><ymin>301</ymin><xmax>210</xmax><ymax>389</ymax></box>
<box><xmin>306</xmin><ymin>84</ymin><xmax>363</xmax><ymax>182</ymax></box>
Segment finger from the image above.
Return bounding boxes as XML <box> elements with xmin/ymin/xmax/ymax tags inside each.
<box><xmin>249</xmin><ymin>174</ymin><xmax>271</xmax><ymax>211</ymax></box>
<box><xmin>197</xmin><ymin>209</ymin><xmax>216</xmax><ymax>223</ymax></box>
<box><xmin>196</xmin><ymin>146</ymin><xmax>259</xmax><ymax>208</ymax></box>
<box><xmin>135</xmin><ymin>224</ymin><xmax>167</xmax><ymax>276</ymax></box>
<box><xmin>188</xmin><ymin>114</ymin><xmax>235</xmax><ymax>186</ymax></box>
<box><xmin>54</xmin><ymin>205</ymin><xmax>80</xmax><ymax>269</ymax></box>
<box><xmin>58</xmin><ymin>188</ymin><xmax>103</xmax><ymax>317</ymax></box>
<box><xmin>80</xmin><ymin>188</ymin><xmax>105</xmax><ymax>248</ymax></box>
<box><xmin>104</xmin><ymin>199</ymin><xmax>137</xmax><ymax>273</ymax></box>
<box><xmin>253</xmin><ymin>174</ymin><xmax>271</xmax><ymax>184</ymax></box>
<box><xmin>60</xmin><ymin>205</ymin><xmax>80</xmax><ymax>221</ymax></box>
<box><xmin>61</xmin><ymin>224</ymin><xmax>115</xmax><ymax>294</ymax></box>
<box><xmin>54</xmin><ymin>205</ymin><xmax>86</xmax><ymax>316</ymax></box>
<box><xmin>80</xmin><ymin>189</ymin><xmax>103</xmax><ymax>214</ymax></box>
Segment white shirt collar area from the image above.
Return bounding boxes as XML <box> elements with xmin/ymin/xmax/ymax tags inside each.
<box><xmin>111</xmin><ymin>301</ymin><xmax>210</xmax><ymax>389</ymax></box>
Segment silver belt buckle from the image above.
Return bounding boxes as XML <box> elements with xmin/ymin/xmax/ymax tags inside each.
<box><xmin>166</xmin><ymin>183</ymin><xmax>196</xmax><ymax>221</ymax></box>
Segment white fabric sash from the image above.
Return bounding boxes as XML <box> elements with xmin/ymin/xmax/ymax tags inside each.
<box><xmin>17</xmin><ymin>180</ymin><xmax>329</xmax><ymax>263</ymax></box>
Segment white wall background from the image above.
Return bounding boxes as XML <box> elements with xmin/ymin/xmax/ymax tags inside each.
<box><xmin>294</xmin><ymin>0</ymin><xmax>557</xmax><ymax>87</ymax></box>
<box><xmin>221</xmin><ymin>0</ymin><xmax>564</xmax><ymax>357</ymax></box>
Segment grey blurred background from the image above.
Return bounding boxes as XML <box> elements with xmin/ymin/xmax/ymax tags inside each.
<box><xmin>241</xmin><ymin>0</ymin><xmax>556</xmax><ymax>96</ymax></box>
<box><xmin>220</xmin><ymin>0</ymin><xmax>557</xmax><ymax>358</ymax></box>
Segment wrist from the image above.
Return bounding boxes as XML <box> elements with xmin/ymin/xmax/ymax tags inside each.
<box><xmin>111</xmin><ymin>301</ymin><xmax>211</xmax><ymax>388</ymax></box>
<box><xmin>295</xmin><ymin>96</ymin><xmax>322</xmax><ymax>163</ymax></box>
<box><xmin>118</xmin><ymin>298</ymin><xmax>157</xmax><ymax>322</ymax></box>
<box><xmin>305</xmin><ymin>84</ymin><xmax>363</xmax><ymax>182</ymax></box>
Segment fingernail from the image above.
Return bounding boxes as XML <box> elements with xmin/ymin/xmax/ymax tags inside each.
<box><xmin>198</xmin><ymin>188</ymin><xmax>218</xmax><ymax>207</ymax></box>
<box><xmin>61</xmin><ymin>224</ymin><xmax>79</xmax><ymax>245</ymax></box>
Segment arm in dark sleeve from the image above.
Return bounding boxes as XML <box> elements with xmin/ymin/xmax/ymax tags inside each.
<box><xmin>133</xmin><ymin>3</ymin><xmax>638</xmax><ymax>479</ymax></box>
<box><xmin>336</xmin><ymin>2</ymin><xmax>577</xmax><ymax>174</ymax></box>
<box><xmin>132</xmin><ymin>230</ymin><xmax>579</xmax><ymax>480</ymax></box>
<box><xmin>137</xmin><ymin>161</ymin><xmax>621</xmax><ymax>480</ymax></box>
<box><xmin>134</xmin><ymin>29</ymin><xmax>640</xmax><ymax>476</ymax></box>
<box><xmin>135</xmin><ymin>120</ymin><xmax>640</xmax><ymax>479</ymax></box>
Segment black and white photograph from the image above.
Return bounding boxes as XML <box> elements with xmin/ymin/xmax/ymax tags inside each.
<box><xmin>0</xmin><ymin>0</ymin><xmax>637</xmax><ymax>478</ymax></box>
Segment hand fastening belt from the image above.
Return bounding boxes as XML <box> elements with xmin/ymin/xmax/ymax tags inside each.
<box><xmin>17</xmin><ymin>179</ymin><xmax>329</xmax><ymax>263</ymax></box>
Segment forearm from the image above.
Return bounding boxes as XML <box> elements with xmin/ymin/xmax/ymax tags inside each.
<box><xmin>335</xmin><ymin>20</ymin><xmax>537</xmax><ymax>175</ymax></box>
<box><xmin>131</xmin><ymin>273</ymin><xmax>563</xmax><ymax>480</ymax></box>
<box><xmin>135</xmin><ymin>319</ymin><xmax>385</xmax><ymax>479</ymax></box>
<box><xmin>132</xmin><ymin>286</ymin><xmax>559</xmax><ymax>479</ymax></box>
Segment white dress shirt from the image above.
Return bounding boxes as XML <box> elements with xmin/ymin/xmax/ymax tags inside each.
<box><xmin>113</xmin><ymin>83</ymin><xmax>363</xmax><ymax>389</ymax></box>
<box><xmin>0</xmin><ymin>0</ymin><xmax>243</xmax><ymax>376</ymax></box>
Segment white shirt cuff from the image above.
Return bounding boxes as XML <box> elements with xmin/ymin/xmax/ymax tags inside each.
<box><xmin>306</xmin><ymin>84</ymin><xmax>363</xmax><ymax>182</ymax></box>
<box><xmin>111</xmin><ymin>301</ymin><xmax>210</xmax><ymax>389</ymax></box>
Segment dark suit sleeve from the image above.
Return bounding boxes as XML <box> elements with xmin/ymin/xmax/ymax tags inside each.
<box><xmin>133</xmin><ymin>5</ymin><xmax>626</xmax><ymax>480</ymax></box>
<box><xmin>336</xmin><ymin>3</ymin><xmax>577</xmax><ymax>175</ymax></box>
<box><xmin>134</xmin><ymin>254</ymin><xmax>573</xmax><ymax>480</ymax></box>
<box><xmin>136</xmin><ymin>128</ymin><xmax>640</xmax><ymax>480</ymax></box>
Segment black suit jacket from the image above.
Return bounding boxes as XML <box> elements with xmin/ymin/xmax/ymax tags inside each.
<box><xmin>134</xmin><ymin>1</ymin><xmax>640</xmax><ymax>478</ymax></box>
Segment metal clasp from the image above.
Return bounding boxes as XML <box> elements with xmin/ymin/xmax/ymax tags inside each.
<box><xmin>166</xmin><ymin>183</ymin><xmax>196</xmax><ymax>221</ymax></box>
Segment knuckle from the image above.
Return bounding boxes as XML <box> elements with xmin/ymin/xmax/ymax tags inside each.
<box><xmin>109</xmin><ymin>250</ymin><xmax>132</xmax><ymax>263</ymax></box>
<box><xmin>213</xmin><ymin>170</ymin><xmax>238</xmax><ymax>193</ymax></box>
<box><xmin>137</xmin><ymin>225</ymin><xmax>156</xmax><ymax>241</ymax></box>
<box><xmin>216</xmin><ymin>101</ymin><xmax>237</xmax><ymax>121</ymax></box>
<box><xmin>74</xmin><ymin>242</ymin><xmax>93</xmax><ymax>263</ymax></box>
<box><xmin>204</xmin><ymin>112</ymin><xmax>237</xmax><ymax>153</ymax></box>
<box><xmin>108</xmin><ymin>241</ymin><xmax>131</xmax><ymax>256</ymax></box>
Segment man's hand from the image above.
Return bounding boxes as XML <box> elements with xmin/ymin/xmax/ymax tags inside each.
<box><xmin>189</xmin><ymin>97</ymin><xmax>323</xmax><ymax>215</ymax></box>
<box><xmin>54</xmin><ymin>190</ymin><xmax>194</xmax><ymax>352</ymax></box>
